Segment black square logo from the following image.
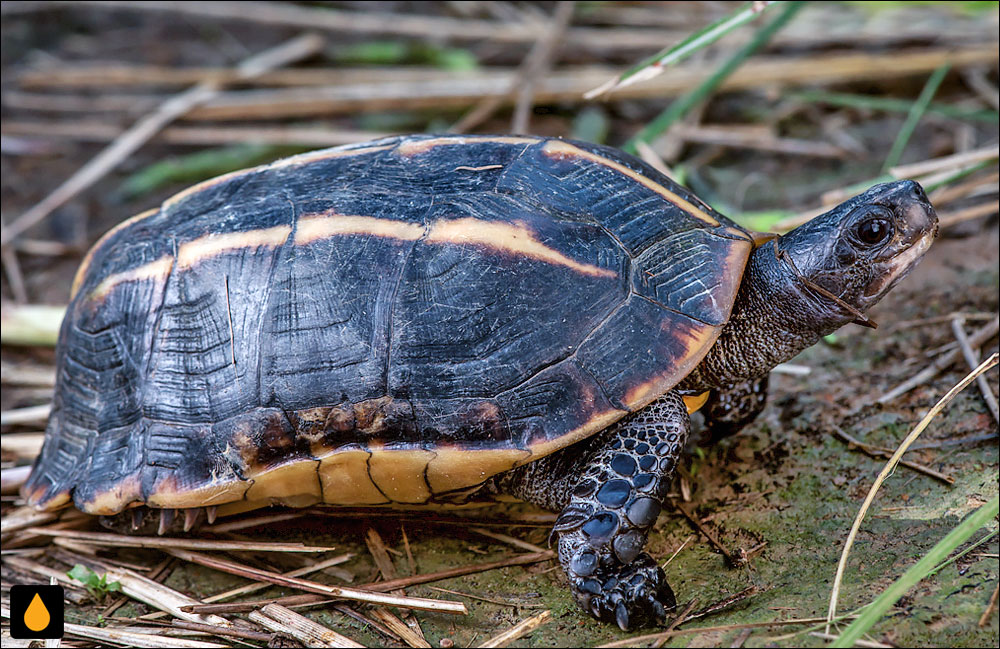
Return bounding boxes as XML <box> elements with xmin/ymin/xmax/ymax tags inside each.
<box><xmin>9</xmin><ymin>584</ymin><xmax>64</xmax><ymax>639</ymax></box>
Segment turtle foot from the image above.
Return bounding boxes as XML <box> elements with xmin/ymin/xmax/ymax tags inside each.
<box><xmin>567</xmin><ymin>551</ymin><xmax>676</xmax><ymax>630</ymax></box>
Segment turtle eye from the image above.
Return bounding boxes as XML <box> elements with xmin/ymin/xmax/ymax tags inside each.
<box><xmin>854</xmin><ymin>216</ymin><xmax>893</xmax><ymax>246</ymax></box>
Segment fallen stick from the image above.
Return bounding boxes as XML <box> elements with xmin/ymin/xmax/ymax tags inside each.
<box><xmin>25</xmin><ymin>528</ymin><xmax>338</xmax><ymax>552</ymax></box>
<box><xmin>1</xmin><ymin>32</ymin><xmax>324</xmax><ymax>246</ymax></box>
<box><xmin>9</xmin><ymin>48</ymin><xmax>996</xmax><ymax>122</ymax></box>
<box><xmin>951</xmin><ymin>317</ymin><xmax>1000</xmax><ymax>424</ymax></box>
<box><xmin>182</xmin><ymin>550</ymin><xmax>555</xmax><ymax>614</ymax></box>
<box><xmin>63</xmin><ymin>623</ymin><xmax>229</xmax><ymax>649</ymax></box>
<box><xmin>877</xmin><ymin>317</ymin><xmax>999</xmax><ymax>403</ymax></box>
<box><xmin>1</xmin><ymin>120</ymin><xmax>395</xmax><ymax>147</ymax></box>
<box><xmin>479</xmin><ymin>610</ymin><xmax>552</xmax><ymax>648</ymax></box>
<box><xmin>249</xmin><ymin>603</ymin><xmax>364</xmax><ymax>648</ymax></box>
<box><xmin>165</xmin><ymin>548</ymin><xmax>467</xmax><ymax>615</ymax></box>
<box><xmin>832</xmin><ymin>428</ymin><xmax>955</xmax><ymax>485</ymax></box>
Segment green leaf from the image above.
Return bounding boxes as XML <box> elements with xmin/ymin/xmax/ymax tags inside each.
<box><xmin>67</xmin><ymin>563</ymin><xmax>122</xmax><ymax>600</ymax></box>
<box><xmin>67</xmin><ymin>563</ymin><xmax>98</xmax><ymax>588</ymax></box>
<box><xmin>119</xmin><ymin>144</ymin><xmax>296</xmax><ymax>199</ymax></box>
<box><xmin>882</xmin><ymin>64</ymin><xmax>951</xmax><ymax>172</ymax></box>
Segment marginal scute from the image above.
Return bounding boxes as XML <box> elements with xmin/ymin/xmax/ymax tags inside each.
<box><xmin>367</xmin><ymin>446</ymin><xmax>437</xmax><ymax>503</ymax></box>
<box><xmin>317</xmin><ymin>448</ymin><xmax>388</xmax><ymax>505</ymax></box>
<box><xmin>145</xmin><ymin>473</ymin><xmax>248</xmax><ymax>510</ymax></box>
<box><xmin>244</xmin><ymin>458</ymin><xmax>322</xmax><ymax>505</ymax></box>
<box><xmin>425</xmin><ymin>447</ymin><xmax>532</xmax><ymax>495</ymax></box>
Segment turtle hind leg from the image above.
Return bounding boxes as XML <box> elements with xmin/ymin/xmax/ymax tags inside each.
<box><xmin>701</xmin><ymin>375</ymin><xmax>769</xmax><ymax>444</ymax></box>
<box><xmin>494</xmin><ymin>391</ymin><xmax>689</xmax><ymax>629</ymax></box>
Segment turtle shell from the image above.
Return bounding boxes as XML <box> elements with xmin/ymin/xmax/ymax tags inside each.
<box><xmin>24</xmin><ymin>135</ymin><xmax>753</xmax><ymax>515</ymax></box>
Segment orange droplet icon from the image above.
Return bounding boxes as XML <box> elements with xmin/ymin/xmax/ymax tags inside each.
<box><xmin>24</xmin><ymin>592</ymin><xmax>51</xmax><ymax>632</ymax></box>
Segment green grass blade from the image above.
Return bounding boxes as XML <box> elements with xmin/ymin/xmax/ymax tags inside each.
<box><xmin>830</xmin><ymin>495</ymin><xmax>1000</xmax><ymax>648</ymax></box>
<box><xmin>881</xmin><ymin>64</ymin><xmax>951</xmax><ymax>172</ymax></box>
<box><xmin>585</xmin><ymin>1</ymin><xmax>783</xmax><ymax>98</ymax></box>
<box><xmin>623</xmin><ymin>1</ymin><xmax>805</xmax><ymax>154</ymax></box>
<box><xmin>788</xmin><ymin>90</ymin><xmax>999</xmax><ymax>124</ymax></box>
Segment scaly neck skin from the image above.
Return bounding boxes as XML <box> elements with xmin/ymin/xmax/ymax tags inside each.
<box><xmin>679</xmin><ymin>241</ymin><xmax>851</xmax><ymax>392</ymax></box>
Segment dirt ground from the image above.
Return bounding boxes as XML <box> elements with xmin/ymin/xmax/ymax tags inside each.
<box><xmin>1</xmin><ymin>2</ymin><xmax>998</xmax><ymax>648</ymax></box>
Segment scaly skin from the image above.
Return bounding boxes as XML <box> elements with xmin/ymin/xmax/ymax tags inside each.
<box><xmin>698</xmin><ymin>376</ymin><xmax>770</xmax><ymax>444</ymax></box>
<box><xmin>495</xmin><ymin>392</ymin><xmax>688</xmax><ymax>629</ymax></box>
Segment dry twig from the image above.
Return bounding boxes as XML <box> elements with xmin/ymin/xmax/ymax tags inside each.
<box><xmin>878</xmin><ymin>317</ymin><xmax>999</xmax><ymax>403</ymax></box>
<box><xmin>165</xmin><ymin>548</ymin><xmax>467</xmax><ymax>614</ymax></box>
<box><xmin>479</xmin><ymin>610</ymin><xmax>552</xmax><ymax>648</ymax></box>
<box><xmin>832</xmin><ymin>428</ymin><xmax>955</xmax><ymax>485</ymax></box>
<box><xmin>0</xmin><ymin>32</ymin><xmax>324</xmax><ymax>246</ymax></box>
<box><xmin>951</xmin><ymin>317</ymin><xmax>1000</xmax><ymax>424</ymax></box>
<box><xmin>24</xmin><ymin>528</ymin><xmax>337</xmax><ymax>552</ymax></box>
<box><xmin>249</xmin><ymin>603</ymin><xmax>364</xmax><ymax>648</ymax></box>
<box><xmin>826</xmin><ymin>353</ymin><xmax>999</xmax><ymax>630</ymax></box>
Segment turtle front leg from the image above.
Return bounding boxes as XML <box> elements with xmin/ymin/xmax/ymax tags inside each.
<box><xmin>701</xmin><ymin>375</ymin><xmax>769</xmax><ymax>444</ymax></box>
<box><xmin>495</xmin><ymin>391</ymin><xmax>689</xmax><ymax>629</ymax></box>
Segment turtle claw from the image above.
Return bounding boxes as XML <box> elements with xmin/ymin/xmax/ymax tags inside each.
<box><xmin>183</xmin><ymin>508</ymin><xmax>201</xmax><ymax>532</ymax></box>
<box><xmin>158</xmin><ymin>508</ymin><xmax>176</xmax><ymax>535</ymax></box>
<box><xmin>568</xmin><ymin>553</ymin><xmax>675</xmax><ymax>630</ymax></box>
<box><xmin>615</xmin><ymin>600</ymin><xmax>630</xmax><ymax>631</ymax></box>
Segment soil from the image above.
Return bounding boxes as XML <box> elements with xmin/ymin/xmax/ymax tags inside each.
<box><xmin>2</xmin><ymin>3</ymin><xmax>998</xmax><ymax>647</ymax></box>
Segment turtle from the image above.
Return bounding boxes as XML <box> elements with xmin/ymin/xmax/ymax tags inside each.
<box><xmin>23</xmin><ymin>134</ymin><xmax>937</xmax><ymax>629</ymax></box>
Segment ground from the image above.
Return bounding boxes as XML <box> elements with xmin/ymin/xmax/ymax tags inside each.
<box><xmin>1</xmin><ymin>3</ymin><xmax>997</xmax><ymax>647</ymax></box>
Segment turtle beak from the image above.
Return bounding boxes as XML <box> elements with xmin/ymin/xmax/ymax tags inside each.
<box><xmin>863</xmin><ymin>180</ymin><xmax>938</xmax><ymax>300</ymax></box>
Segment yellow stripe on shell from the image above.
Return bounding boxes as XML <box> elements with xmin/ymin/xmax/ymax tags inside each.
<box><xmin>425</xmin><ymin>217</ymin><xmax>618</xmax><ymax>278</ymax></box>
<box><xmin>317</xmin><ymin>448</ymin><xmax>390</xmax><ymax>505</ymax></box>
<box><xmin>541</xmin><ymin>140</ymin><xmax>720</xmax><ymax>227</ymax></box>
<box><xmin>425</xmin><ymin>447</ymin><xmax>532</xmax><ymax>495</ymax></box>
<box><xmin>295</xmin><ymin>213</ymin><xmax>425</xmax><ymax>244</ymax></box>
<box><xmin>176</xmin><ymin>224</ymin><xmax>292</xmax><ymax>269</ymax></box>
<box><xmin>623</xmin><ymin>325</ymin><xmax>720</xmax><ymax>411</ymax></box>
<box><xmin>269</xmin><ymin>143</ymin><xmax>395</xmax><ymax>170</ymax></box>
<box><xmin>367</xmin><ymin>446</ymin><xmax>438</xmax><ymax>504</ymax></box>
<box><xmin>89</xmin><ymin>254</ymin><xmax>174</xmax><ymax>301</ymax></box>
<box><xmin>161</xmin><ymin>144</ymin><xmax>395</xmax><ymax>212</ymax></box>
<box><xmin>73</xmin><ymin>473</ymin><xmax>143</xmax><ymax>515</ymax></box>
<box><xmin>522</xmin><ymin>408</ymin><xmax>626</xmax><ymax>465</ymax></box>
<box><xmin>396</xmin><ymin>135</ymin><xmax>539</xmax><ymax>157</ymax></box>
<box><xmin>70</xmin><ymin>207</ymin><xmax>160</xmax><ymax>300</ymax></box>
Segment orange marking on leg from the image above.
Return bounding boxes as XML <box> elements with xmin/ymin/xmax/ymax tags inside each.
<box><xmin>683</xmin><ymin>391</ymin><xmax>711</xmax><ymax>414</ymax></box>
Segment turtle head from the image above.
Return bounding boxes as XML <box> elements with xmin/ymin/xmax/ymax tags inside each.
<box><xmin>773</xmin><ymin>179</ymin><xmax>938</xmax><ymax>327</ymax></box>
<box><xmin>683</xmin><ymin>180</ymin><xmax>937</xmax><ymax>390</ymax></box>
